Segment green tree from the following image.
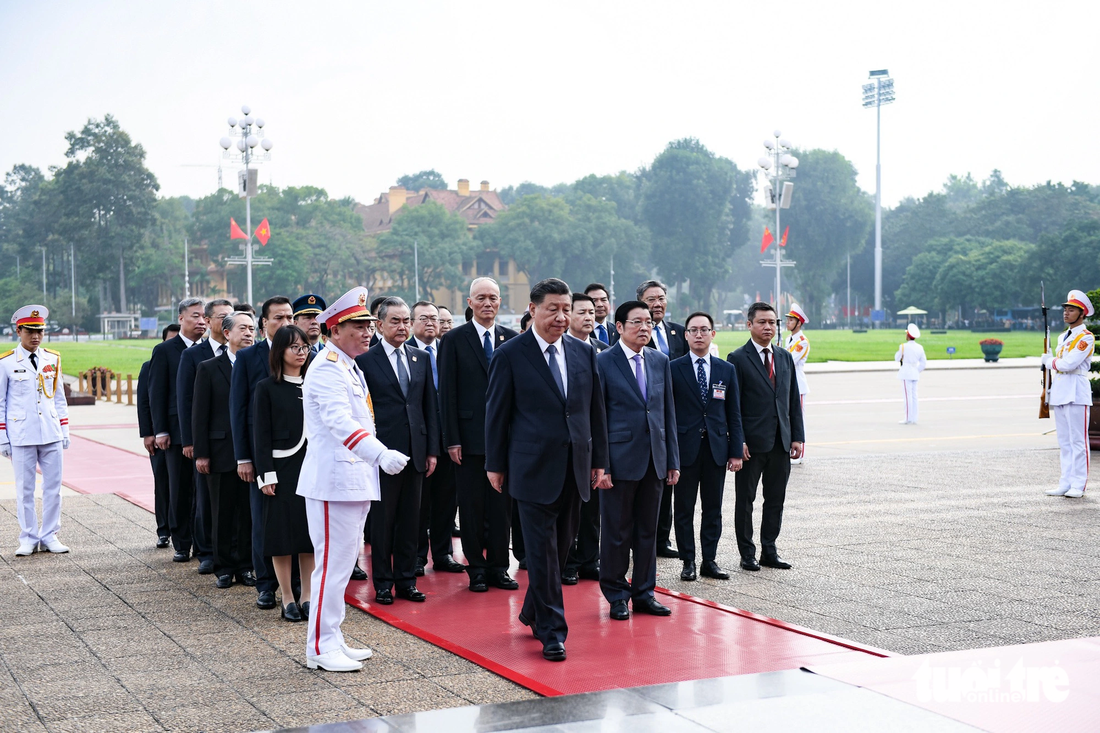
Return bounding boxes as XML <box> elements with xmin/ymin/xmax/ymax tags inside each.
<box><xmin>377</xmin><ymin>201</ymin><xmax>476</xmax><ymax>303</ymax></box>
<box><xmin>397</xmin><ymin>169</ymin><xmax>447</xmax><ymax>192</ymax></box>
<box><xmin>573</xmin><ymin>172</ymin><xmax>640</xmax><ymax>222</ymax></box>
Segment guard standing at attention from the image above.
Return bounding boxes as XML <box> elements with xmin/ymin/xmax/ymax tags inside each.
<box><xmin>1042</xmin><ymin>290</ymin><xmax>1094</xmax><ymax>498</ymax></box>
<box><xmin>1</xmin><ymin>305</ymin><xmax>71</xmax><ymax>556</ymax></box>
<box><xmin>895</xmin><ymin>323</ymin><xmax>927</xmax><ymax>424</ymax></box>
<box><xmin>784</xmin><ymin>304</ymin><xmax>810</xmax><ymax>463</ymax></box>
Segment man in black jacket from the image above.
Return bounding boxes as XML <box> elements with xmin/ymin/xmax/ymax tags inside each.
<box><xmin>193</xmin><ymin>312</ymin><xmax>257</xmax><ymax>587</ymax></box>
<box><xmin>139</xmin><ymin>324</ymin><xmax>178</xmax><ymax>547</ymax></box>
<box><xmin>438</xmin><ymin>277</ymin><xmax>519</xmax><ymax>593</ymax></box>
<box><xmin>726</xmin><ymin>302</ymin><xmax>804</xmax><ymax>572</ymax></box>
<box><xmin>358</xmin><ymin>297</ymin><xmax>440</xmax><ymax>604</ymax></box>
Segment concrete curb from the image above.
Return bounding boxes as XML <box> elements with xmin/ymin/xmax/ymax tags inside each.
<box><xmin>805</xmin><ymin>357</ymin><xmax>1040</xmax><ymax>374</ymax></box>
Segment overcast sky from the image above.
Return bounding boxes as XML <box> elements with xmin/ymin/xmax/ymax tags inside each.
<box><xmin>1</xmin><ymin>1</ymin><xmax>1096</xmax><ymax>210</ymax></box>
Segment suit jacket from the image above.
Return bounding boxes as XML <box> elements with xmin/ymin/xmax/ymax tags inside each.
<box><xmin>569</xmin><ymin>333</ymin><xmax>610</xmax><ymax>352</ymax></box>
<box><xmin>148</xmin><ymin>335</ymin><xmax>189</xmax><ymax>443</ymax></box>
<box><xmin>177</xmin><ymin>338</ymin><xmax>220</xmax><ymax>447</ymax></box>
<box><xmin>727</xmin><ymin>339</ymin><xmax>804</xmax><ymax>454</ymax></box>
<box><xmin>597</xmin><ymin>343</ymin><xmax>679</xmax><ymax>481</ymax></box>
<box><xmin>137</xmin><ymin>360</ymin><xmax>153</xmax><ymax>438</ymax></box>
<box><xmin>646</xmin><ymin>320</ymin><xmax>688</xmax><ymax>361</ymax></box>
<box><xmin>192</xmin><ymin>351</ymin><xmax>236</xmax><ymax>473</ymax></box>
<box><xmin>438</xmin><ymin>321</ymin><xmax>518</xmax><ymax>454</ymax></box>
<box><xmin>485</xmin><ymin>330</ymin><xmax>609</xmax><ymax>503</ymax></box>
<box><xmin>229</xmin><ymin>340</ymin><xmax>271</xmax><ymax>463</ymax></box>
<box><xmin>671</xmin><ymin>353</ymin><xmax>743</xmax><ymax>467</ymax></box>
<box><xmin>357</xmin><ymin>341</ymin><xmax>441</xmax><ymax>473</ymax></box>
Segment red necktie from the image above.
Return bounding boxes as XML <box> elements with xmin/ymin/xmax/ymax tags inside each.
<box><xmin>763</xmin><ymin>347</ymin><xmax>775</xmax><ymax>387</ymax></box>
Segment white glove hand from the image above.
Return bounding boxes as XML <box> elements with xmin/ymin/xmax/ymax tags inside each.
<box><xmin>379</xmin><ymin>449</ymin><xmax>410</xmax><ymax>475</ymax></box>
<box><xmin>1041</xmin><ymin>353</ymin><xmax>1053</xmax><ymax>369</ymax></box>
<box><xmin>63</xmin><ymin>438</ymin><xmax>71</xmax><ymax>450</ymax></box>
<box><xmin>0</xmin><ymin>443</ymin><xmax>10</xmax><ymax>459</ymax></box>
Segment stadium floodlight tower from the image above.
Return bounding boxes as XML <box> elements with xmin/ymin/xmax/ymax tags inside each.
<box><xmin>757</xmin><ymin>130</ymin><xmax>798</xmax><ymax>328</ymax></box>
<box><xmin>219</xmin><ymin>105</ymin><xmax>274</xmax><ymax>305</ymax></box>
<box><xmin>863</xmin><ymin>70</ymin><xmax>895</xmax><ymax>326</ymax></box>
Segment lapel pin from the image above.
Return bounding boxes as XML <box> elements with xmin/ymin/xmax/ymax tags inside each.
<box><xmin>498</xmin><ymin>334</ymin><xmax>505</xmax><ymax>341</ymax></box>
<box><xmin>411</xmin><ymin>355</ymin><xmax>417</xmax><ymax>362</ymax></box>
<box><xmin>670</xmin><ymin>330</ymin><xmax>676</xmax><ymax>336</ymax></box>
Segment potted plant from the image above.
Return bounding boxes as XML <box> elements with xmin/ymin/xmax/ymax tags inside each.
<box><xmin>979</xmin><ymin>338</ymin><xmax>1004</xmax><ymax>362</ymax></box>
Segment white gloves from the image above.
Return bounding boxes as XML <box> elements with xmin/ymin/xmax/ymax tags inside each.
<box><xmin>63</xmin><ymin>438</ymin><xmax>71</xmax><ymax>450</ymax></box>
<box><xmin>0</xmin><ymin>443</ymin><xmax>10</xmax><ymax>459</ymax></box>
<box><xmin>1041</xmin><ymin>353</ymin><xmax>1054</xmax><ymax>369</ymax></box>
<box><xmin>379</xmin><ymin>449</ymin><xmax>410</xmax><ymax>476</ymax></box>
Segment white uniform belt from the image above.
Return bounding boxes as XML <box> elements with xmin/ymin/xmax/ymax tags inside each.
<box><xmin>272</xmin><ymin>432</ymin><xmax>306</xmax><ymax>459</ymax></box>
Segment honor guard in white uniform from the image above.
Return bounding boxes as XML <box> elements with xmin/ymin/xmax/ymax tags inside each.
<box><xmin>1042</xmin><ymin>290</ymin><xmax>1094</xmax><ymax>498</ymax></box>
<box><xmin>895</xmin><ymin>323</ymin><xmax>927</xmax><ymax>424</ymax></box>
<box><xmin>298</xmin><ymin>287</ymin><xmax>409</xmax><ymax>672</ymax></box>
<box><xmin>785</xmin><ymin>304</ymin><xmax>810</xmax><ymax>463</ymax></box>
<box><xmin>1</xmin><ymin>305</ymin><xmax>71</xmax><ymax>556</ymax></box>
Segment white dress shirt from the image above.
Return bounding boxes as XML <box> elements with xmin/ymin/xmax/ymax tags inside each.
<box><xmin>381</xmin><ymin>338</ymin><xmax>410</xmax><ymax>382</ymax></box>
<box><xmin>690</xmin><ymin>352</ymin><xmax>711</xmax><ymax>386</ymax></box>
<box><xmin>227</xmin><ymin>348</ymin><xmax>237</xmax><ymax>367</ymax></box>
<box><xmin>751</xmin><ymin>339</ymin><xmax>773</xmax><ymax>367</ymax></box>
<box><xmin>472</xmin><ymin>320</ymin><xmax>494</xmax><ymax>354</ymax></box>
<box><xmin>533</xmin><ymin>330</ymin><xmax>567</xmax><ymax>397</ymax></box>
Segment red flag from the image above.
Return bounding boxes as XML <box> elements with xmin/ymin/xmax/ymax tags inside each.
<box><xmin>254</xmin><ymin>218</ymin><xmax>271</xmax><ymax>246</ymax></box>
<box><xmin>760</xmin><ymin>227</ymin><xmax>774</xmax><ymax>253</ymax></box>
<box><xmin>230</xmin><ymin>218</ymin><xmax>247</xmax><ymax>240</ymax></box>
<box><xmin>780</xmin><ymin>226</ymin><xmax>789</xmax><ymax>247</ymax></box>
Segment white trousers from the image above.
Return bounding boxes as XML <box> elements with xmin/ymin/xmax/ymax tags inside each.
<box><xmin>12</xmin><ymin>442</ymin><xmax>64</xmax><ymax>545</ymax></box>
<box><xmin>902</xmin><ymin>381</ymin><xmax>919</xmax><ymax>424</ymax></box>
<box><xmin>305</xmin><ymin>498</ymin><xmax>371</xmax><ymax>657</ymax></box>
<box><xmin>1053</xmin><ymin>404</ymin><xmax>1090</xmax><ymax>493</ymax></box>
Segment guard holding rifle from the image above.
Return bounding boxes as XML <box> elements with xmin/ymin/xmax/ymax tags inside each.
<box><xmin>1042</xmin><ymin>290</ymin><xmax>1094</xmax><ymax>498</ymax></box>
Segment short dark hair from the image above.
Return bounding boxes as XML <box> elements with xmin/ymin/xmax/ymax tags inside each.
<box><xmin>269</xmin><ymin>325</ymin><xmax>310</xmax><ymax>382</ymax></box>
<box><xmin>411</xmin><ymin>301</ymin><xmax>437</xmax><ymax>316</ymax></box>
<box><xmin>584</xmin><ymin>283</ymin><xmax>609</xmax><ymax>297</ymax></box>
<box><xmin>234</xmin><ymin>303</ymin><xmax>256</xmax><ymax>315</ymax></box>
<box><xmin>746</xmin><ymin>302</ymin><xmax>777</xmax><ymax>323</ymax></box>
<box><xmin>370</xmin><ymin>296</ymin><xmax>387</xmax><ymax>316</ymax></box>
<box><xmin>204</xmin><ymin>299</ymin><xmax>233</xmax><ymax>318</ymax></box>
<box><xmin>464</xmin><ymin>306</ymin><xmax>473</xmax><ymax>321</ymax></box>
<box><xmin>635</xmin><ymin>279</ymin><xmax>667</xmax><ymax>300</ymax></box>
<box><xmin>572</xmin><ymin>292</ymin><xmax>595</xmax><ymax>307</ymax></box>
<box><xmin>162</xmin><ymin>324</ymin><xmax>180</xmax><ymax>340</ymax></box>
<box><xmin>519</xmin><ymin>312</ymin><xmax>531</xmax><ymax>332</ymax></box>
<box><xmin>438</xmin><ymin>305</ymin><xmax>452</xmax><ymax>315</ymax></box>
<box><xmin>615</xmin><ymin>300</ymin><xmax>651</xmax><ymax>325</ymax></box>
<box><xmin>377</xmin><ymin>297</ymin><xmax>409</xmax><ymax>322</ymax></box>
<box><xmin>685</xmin><ymin>311</ymin><xmax>714</xmax><ymax>330</ymax></box>
<box><xmin>261</xmin><ymin>296</ymin><xmax>292</xmax><ymax>321</ymax></box>
<box><xmin>530</xmin><ymin>277</ymin><xmax>571</xmax><ymax>305</ymax></box>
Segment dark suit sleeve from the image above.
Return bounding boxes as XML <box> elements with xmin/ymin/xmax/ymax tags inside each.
<box><xmin>788</xmin><ymin>355</ymin><xmax>805</xmax><ymax>444</ymax></box>
<box><xmin>192</xmin><ymin>364</ymin><xmax>212</xmax><ymax>460</ymax></box>
<box><xmin>230</xmin><ymin>352</ymin><xmax>252</xmax><ymax>462</ymax></box>
<box><xmin>663</xmin><ymin>358</ymin><xmax>680</xmax><ymax>472</ymax></box>
<box><xmin>438</xmin><ymin>334</ymin><xmax>460</xmax><ymax>449</ymax></box>
<box><xmin>177</xmin><ymin>349</ymin><xmax>197</xmax><ymax>446</ymax></box>
<box><xmin>590</xmin><ymin>345</ymin><xmax>609</xmax><ymax>470</ymax></box>
<box><xmin>424</xmin><ymin>366</ymin><xmax>441</xmax><ymax>457</ymax></box>
<box><xmin>725</xmin><ymin>363</ymin><xmax>744</xmax><ymax>459</ymax></box>
<box><xmin>137</xmin><ymin>361</ymin><xmax>153</xmax><ymax>438</ymax></box>
<box><xmin>252</xmin><ymin>381</ymin><xmax>275</xmax><ymax>480</ymax></box>
<box><xmin>483</xmin><ymin>347</ymin><xmax>513</xmax><ymax>475</ymax></box>
<box><xmin>149</xmin><ymin>344</ymin><xmax>170</xmax><ymax>436</ymax></box>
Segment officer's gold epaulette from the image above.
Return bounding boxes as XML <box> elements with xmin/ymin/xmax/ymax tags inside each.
<box><xmin>326</xmin><ymin>350</ymin><xmax>339</xmax><ymax>362</ymax></box>
<box><xmin>0</xmin><ymin>349</ymin><xmax>13</xmax><ymax>360</ymax></box>
<box><xmin>43</xmin><ymin>347</ymin><xmax>61</xmax><ymax>357</ymax></box>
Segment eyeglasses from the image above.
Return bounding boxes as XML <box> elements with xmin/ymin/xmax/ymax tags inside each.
<box><xmin>624</xmin><ymin>319</ymin><xmax>656</xmax><ymax>329</ymax></box>
<box><xmin>643</xmin><ymin>295</ymin><xmax>667</xmax><ymax>304</ymax></box>
<box><xmin>416</xmin><ymin>316</ymin><xmax>438</xmax><ymax>323</ymax></box>
<box><xmin>288</xmin><ymin>345</ymin><xmax>310</xmax><ymax>354</ymax></box>
<box><xmin>685</xmin><ymin>327</ymin><xmax>713</xmax><ymax>336</ymax></box>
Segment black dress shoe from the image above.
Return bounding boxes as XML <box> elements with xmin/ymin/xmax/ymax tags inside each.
<box><xmin>156</xmin><ymin>536</ymin><xmax>170</xmax><ymax>549</ymax></box>
<box><xmin>657</xmin><ymin>544</ymin><xmax>680</xmax><ymax>559</ymax></box>
<box><xmin>281</xmin><ymin>602</ymin><xmax>303</xmax><ymax>622</ymax></box>
<box><xmin>517</xmin><ymin>558</ymin><xmax>527</xmax><ymax>571</ymax></box>
<box><xmin>760</xmin><ymin>555</ymin><xmax>792</xmax><ymax>569</ymax></box>
<box><xmin>215</xmin><ymin>574</ymin><xmax>233</xmax><ymax>589</ymax></box>
<box><xmin>415</xmin><ymin>562</ymin><xmax>425</xmax><ymax>577</ymax></box>
<box><xmin>256</xmin><ymin>590</ymin><xmax>277</xmax><ymax>609</ymax></box>
<box><xmin>434</xmin><ymin>557</ymin><xmax>466</xmax><ymax>573</ymax></box>
<box><xmin>197</xmin><ymin>559</ymin><xmax>214</xmax><ymax>575</ymax></box>
<box><xmin>299</xmin><ymin>601</ymin><xmax>310</xmax><ymax>619</ymax></box>
<box><xmin>172</xmin><ymin>550</ymin><xmax>190</xmax><ymax>563</ymax></box>
<box><xmin>489</xmin><ymin>571</ymin><xmax>519</xmax><ymax>590</ymax></box>
<box><xmin>517</xmin><ymin>612</ymin><xmax>537</xmax><ymax>638</ymax></box>
<box><xmin>740</xmin><ymin>557</ymin><xmax>761</xmax><ymax>572</ymax></box>
<box><xmin>634</xmin><ymin>597</ymin><xmax>672</xmax><ymax>616</ymax></box>
<box><xmin>469</xmin><ymin>576</ymin><xmax>488</xmax><ymax>593</ymax></box>
<box><xmin>542</xmin><ymin>642</ymin><xmax>566</xmax><ymax>662</ymax></box>
<box><xmin>351</xmin><ymin>562</ymin><xmax>368</xmax><ymax>581</ymax></box>
<box><xmin>236</xmin><ymin>570</ymin><xmax>257</xmax><ymax>587</ymax></box>
<box><xmin>700</xmin><ymin>560</ymin><xmax>730</xmax><ymax>580</ymax></box>
<box><xmin>681</xmin><ymin>562</ymin><xmax>697</xmax><ymax>581</ymax></box>
<box><xmin>577</xmin><ymin>565</ymin><xmax>600</xmax><ymax>581</ymax></box>
<box><xmin>562</xmin><ymin>569</ymin><xmax>579</xmax><ymax>585</ymax></box>
<box><xmin>374</xmin><ymin>589</ymin><xmax>394</xmax><ymax>605</ymax></box>
<box><xmin>609</xmin><ymin>600</ymin><xmax>630</xmax><ymax>620</ymax></box>
<box><xmin>397</xmin><ymin>586</ymin><xmax>426</xmax><ymax>602</ymax></box>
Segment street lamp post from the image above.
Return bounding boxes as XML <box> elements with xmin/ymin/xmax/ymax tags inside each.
<box><xmin>863</xmin><ymin>70</ymin><xmax>895</xmax><ymax>326</ymax></box>
<box><xmin>757</xmin><ymin>130</ymin><xmax>798</xmax><ymax>338</ymax></box>
<box><xmin>219</xmin><ymin>105</ymin><xmax>273</xmax><ymax>305</ymax></box>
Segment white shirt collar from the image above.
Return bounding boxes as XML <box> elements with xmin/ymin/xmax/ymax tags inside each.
<box><xmin>752</xmin><ymin>339</ymin><xmax>772</xmax><ymax>354</ymax></box>
<box><xmin>532</xmin><ymin>329</ymin><xmax>563</xmax><ymax>354</ymax></box>
<box><xmin>567</xmin><ymin>332</ymin><xmax>592</xmax><ymax>345</ymax></box>
<box><xmin>381</xmin><ymin>338</ymin><xmax>404</xmax><ymax>357</ymax></box>
<box><xmin>180</xmin><ymin>334</ymin><xmax>195</xmax><ymax>348</ymax></box>
<box><xmin>413</xmin><ymin>335</ymin><xmax>436</xmax><ymax>350</ymax></box>
<box><xmin>690</xmin><ymin>351</ymin><xmax>710</xmax><ymax>365</ymax></box>
<box><xmin>227</xmin><ymin>349</ymin><xmax>237</xmax><ymax>365</ymax></box>
<box><xmin>619</xmin><ymin>340</ymin><xmax>643</xmax><ymax>359</ymax></box>
<box><xmin>472</xmin><ymin>320</ymin><xmax>493</xmax><ymax>342</ymax></box>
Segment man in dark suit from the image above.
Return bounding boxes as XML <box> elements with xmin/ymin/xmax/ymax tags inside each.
<box><xmin>563</xmin><ymin>292</ymin><xmax>609</xmax><ymax>584</ymax></box>
<box><xmin>584</xmin><ymin>283</ymin><xmax>617</xmax><ymax>346</ymax></box>
<box><xmin>358</xmin><ymin>297</ymin><xmax>441</xmax><ymax>604</ymax></box>
<box><xmin>139</xmin><ymin>324</ymin><xmax>178</xmax><ymax>548</ymax></box>
<box><xmin>636</xmin><ymin>279</ymin><xmax>687</xmax><ymax>559</ymax></box>
<box><xmin>671</xmin><ymin>312</ymin><xmax>743</xmax><ymax>582</ymax></box>
<box><xmin>230</xmin><ymin>295</ymin><xmax>294</xmax><ymax>609</ymax></box>
<box><xmin>149</xmin><ymin>298</ymin><xmax>208</xmax><ymax>562</ymax></box>
<box><xmin>596</xmin><ymin>300</ymin><xmax>679</xmax><ymax>620</ymax></box>
<box><xmin>194</xmin><ymin>311</ymin><xmax>257</xmax><ymax>588</ymax></box>
<box><xmin>177</xmin><ymin>299</ymin><xmax>234</xmax><ymax>575</ymax></box>
<box><xmin>438</xmin><ymin>277</ymin><xmax>519</xmax><ymax>593</ymax></box>
<box><xmin>408</xmin><ymin>300</ymin><xmax>464</xmax><ymax>575</ymax></box>
<box><xmin>727</xmin><ymin>302</ymin><xmax>804</xmax><ymax>572</ymax></box>
<box><xmin>486</xmin><ymin>278</ymin><xmax>608</xmax><ymax>662</ymax></box>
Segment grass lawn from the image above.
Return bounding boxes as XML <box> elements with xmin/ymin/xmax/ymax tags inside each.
<box><xmin>18</xmin><ymin>339</ymin><xmax>161</xmax><ymax>376</ymax></box>
<box><xmin>712</xmin><ymin>329</ymin><xmax>1045</xmax><ymax>362</ymax></box>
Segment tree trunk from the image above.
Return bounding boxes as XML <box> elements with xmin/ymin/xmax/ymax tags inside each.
<box><xmin>118</xmin><ymin>252</ymin><xmax>127</xmax><ymax>313</ymax></box>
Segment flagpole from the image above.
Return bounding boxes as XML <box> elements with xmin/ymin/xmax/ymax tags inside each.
<box><xmin>219</xmin><ymin>105</ymin><xmax>273</xmax><ymax>307</ymax></box>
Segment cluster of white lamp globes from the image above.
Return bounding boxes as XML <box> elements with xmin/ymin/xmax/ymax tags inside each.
<box><xmin>757</xmin><ymin>130</ymin><xmax>798</xmax><ymax>173</ymax></box>
<box><xmin>219</xmin><ymin>105</ymin><xmax>273</xmax><ymax>155</ymax></box>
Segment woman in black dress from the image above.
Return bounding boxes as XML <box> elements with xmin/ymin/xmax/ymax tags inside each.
<box><xmin>253</xmin><ymin>325</ymin><xmax>315</xmax><ymax>622</ymax></box>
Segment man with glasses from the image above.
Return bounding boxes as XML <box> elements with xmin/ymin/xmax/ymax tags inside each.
<box><xmin>584</xmin><ymin>283</ymin><xmax>616</xmax><ymax>346</ymax></box>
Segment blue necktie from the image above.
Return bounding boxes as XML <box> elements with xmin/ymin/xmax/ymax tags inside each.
<box><xmin>697</xmin><ymin>357</ymin><xmax>708</xmax><ymax>401</ymax></box>
<box><xmin>655</xmin><ymin>323</ymin><xmax>669</xmax><ymax>356</ymax></box>
<box><xmin>632</xmin><ymin>353</ymin><xmax>647</xmax><ymax>402</ymax></box>
<box><xmin>595</xmin><ymin>323</ymin><xmax>608</xmax><ymax>344</ymax></box>
<box><xmin>426</xmin><ymin>344</ymin><xmax>438</xmax><ymax>388</ymax></box>
<box><xmin>483</xmin><ymin>329</ymin><xmax>493</xmax><ymax>362</ymax></box>
<box><xmin>547</xmin><ymin>345</ymin><xmax>565</xmax><ymax>398</ymax></box>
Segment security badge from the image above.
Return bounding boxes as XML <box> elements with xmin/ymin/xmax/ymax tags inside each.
<box><xmin>712</xmin><ymin>382</ymin><xmax>726</xmax><ymax>401</ymax></box>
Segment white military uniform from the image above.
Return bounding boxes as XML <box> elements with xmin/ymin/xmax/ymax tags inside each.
<box><xmin>785</xmin><ymin>305</ymin><xmax>810</xmax><ymax>462</ymax></box>
<box><xmin>1048</xmin><ymin>320</ymin><xmax>1094</xmax><ymax>496</ymax></box>
<box><xmin>894</xmin><ymin>325</ymin><xmax>927</xmax><ymax>424</ymax></box>
<box><xmin>0</xmin><ymin>343</ymin><xmax>69</xmax><ymax>548</ymax></box>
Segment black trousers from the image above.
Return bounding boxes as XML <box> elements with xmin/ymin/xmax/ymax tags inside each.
<box><xmin>166</xmin><ymin>444</ymin><xmax>194</xmax><ymax>553</ymax></box>
<box><xmin>517</xmin><ymin>470</ymin><xmax>581</xmax><ymax>646</ymax></box>
<box><xmin>207</xmin><ymin>469</ymin><xmax>252</xmax><ymax>576</ymax></box>
<box><xmin>599</xmin><ymin>460</ymin><xmax>661</xmax><ymax>604</ymax></box>
<box><xmin>150</xmin><ymin>449</ymin><xmax>170</xmax><ymax>538</ymax></box>
<box><xmin>193</xmin><ymin>471</ymin><xmax>213</xmax><ymax>562</ymax></box>
<box><xmin>455</xmin><ymin>454</ymin><xmax>511</xmax><ymax>577</ymax></box>
<box><xmin>656</xmin><ymin>483</ymin><xmax>675</xmax><ymax>550</ymax></box>
<box><xmin>566</xmin><ymin>488</ymin><xmax>599</xmax><ymax>573</ymax></box>
<box><xmin>372</xmin><ymin>467</ymin><xmax>423</xmax><ymax>591</ymax></box>
<box><xmin>733</xmin><ymin>441</ymin><xmax>790</xmax><ymax>560</ymax></box>
<box><xmin>417</xmin><ymin>453</ymin><xmax>455</xmax><ymax>565</ymax></box>
<box><xmin>511</xmin><ymin>499</ymin><xmax>526</xmax><ymax>562</ymax></box>
<box><xmin>674</xmin><ymin>448</ymin><xmax>726</xmax><ymax>564</ymax></box>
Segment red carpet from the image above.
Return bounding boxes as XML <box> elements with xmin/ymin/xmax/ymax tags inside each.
<box><xmin>61</xmin><ymin>434</ymin><xmax>155</xmax><ymax>513</ymax></box>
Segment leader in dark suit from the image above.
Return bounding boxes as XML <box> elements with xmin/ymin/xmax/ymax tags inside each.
<box><xmin>149</xmin><ymin>298</ymin><xmax>207</xmax><ymax>560</ymax></box>
<box><xmin>357</xmin><ymin>297</ymin><xmax>441</xmax><ymax>604</ymax></box>
<box><xmin>138</xmin><ymin>357</ymin><xmax>170</xmax><ymax>546</ymax></box>
<box><xmin>596</xmin><ymin>300</ymin><xmax>679</xmax><ymax>620</ymax></box>
<box><xmin>726</xmin><ymin>302</ymin><xmax>804</xmax><ymax>571</ymax></box>
<box><xmin>485</xmin><ymin>279</ymin><xmax>608</xmax><ymax>662</ymax></box>
<box><xmin>438</xmin><ymin>277</ymin><xmax>519</xmax><ymax>592</ymax></box>
<box><xmin>670</xmin><ymin>312</ymin><xmax>744</xmax><ymax>582</ymax></box>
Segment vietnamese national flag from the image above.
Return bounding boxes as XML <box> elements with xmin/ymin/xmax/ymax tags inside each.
<box><xmin>760</xmin><ymin>227</ymin><xmax>774</xmax><ymax>253</ymax></box>
<box><xmin>780</xmin><ymin>226</ymin><xmax>789</xmax><ymax>247</ymax></box>
<box><xmin>230</xmin><ymin>218</ymin><xmax>248</xmax><ymax>240</ymax></box>
<box><xmin>254</xmin><ymin>218</ymin><xmax>271</xmax><ymax>246</ymax></box>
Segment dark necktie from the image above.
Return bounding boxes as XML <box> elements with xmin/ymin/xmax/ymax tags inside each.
<box><xmin>632</xmin><ymin>353</ymin><xmax>647</xmax><ymax>401</ymax></box>
<box><xmin>547</xmin><ymin>344</ymin><xmax>565</xmax><ymax>398</ymax></box>
<box><xmin>697</xmin><ymin>357</ymin><xmax>708</xmax><ymax>401</ymax></box>
<box><xmin>483</xmin><ymin>329</ymin><xmax>493</xmax><ymax>362</ymax></box>
<box><xmin>763</xmin><ymin>347</ymin><xmax>775</xmax><ymax>387</ymax></box>
<box><xmin>596</xmin><ymin>323</ymin><xmax>608</xmax><ymax>344</ymax></box>
<box><xmin>217</xmin><ymin>343</ymin><xmax>226</xmax><ymax>357</ymax></box>
<box><xmin>426</xmin><ymin>344</ymin><xmax>438</xmax><ymax>388</ymax></box>
<box><xmin>29</xmin><ymin>352</ymin><xmax>38</xmax><ymax>372</ymax></box>
<box><xmin>395</xmin><ymin>347</ymin><xmax>410</xmax><ymax>397</ymax></box>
